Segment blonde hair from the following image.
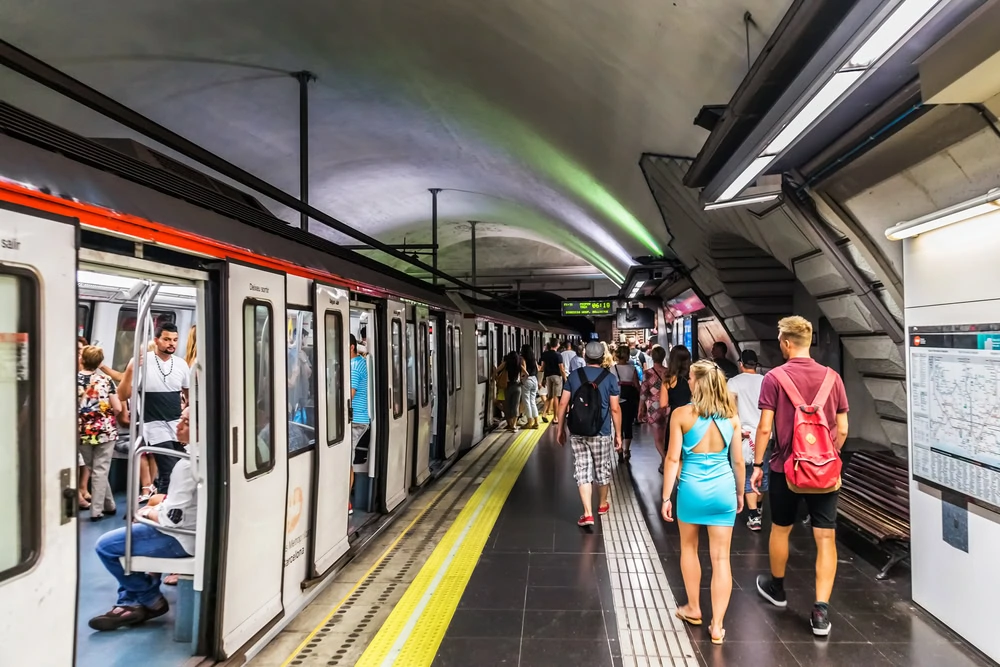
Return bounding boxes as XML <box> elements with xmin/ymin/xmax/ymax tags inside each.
<box><xmin>778</xmin><ymin>315</ymin><xmax>813</xmax><ymax>348</ymax></box>
<box><xmin>689</xmin><ymin>359</ymin><xmax>736</xmax><ymax>419</ymax></box>
<box><xmin>601</xmin><ymin>342</ymin><xmax>614</xmax><ymax>369</ymax></box>
<box><xmin>80</xmin><ymin>345</ymin><xmax>105</xmax><ymax>371</ymax></box>
<box><xmin>185</xmin><ymin>325</ymin><xmax>197</xmax><ymax>367</ymax></box>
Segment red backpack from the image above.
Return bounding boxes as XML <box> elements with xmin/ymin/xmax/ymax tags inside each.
<box><xmin>771</xmin><ymin>367</ymin><xmax>842</xmax><ymax>493</ymax></box>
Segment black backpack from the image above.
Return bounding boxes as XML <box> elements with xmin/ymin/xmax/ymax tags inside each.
<box><xmin>567</xmin><ymin>368</ymin><xmax>611</xmax><ymax>437</ymax></box>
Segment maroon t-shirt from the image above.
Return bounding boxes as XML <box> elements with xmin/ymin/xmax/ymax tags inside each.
<box><xmin>758</xmin><ymin>357</ymin><xmax>849</xmax><ymax>473</ymax></box>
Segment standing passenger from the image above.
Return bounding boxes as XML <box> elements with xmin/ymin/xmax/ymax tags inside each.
<box><xmin>539</xmin><ymin>340</ymin><xmax>565</xmax><ymax>423</ymax></box>
<box><xmin>349</xmin><ymin>334</ymin><xmax>370</xmax><ymax>515</ymax></box>
<box><xmin>569</xmin><ymin>344</ymin><xmax>586</xmax><ymax>373</ymax></box>
<box><xmin>78</xmin><ymin>345</ymin><xmax>127</xmax><ymax>521</ymax></box>
<box><xmin>560</xmin><ymin>341</ymin><xmax>577</xmax><ymax>374</ymax></box>
<box><xmin>520</xmin><ymin>344</ymin><xmax>540</xmax><ymax>430</ymax></box>
<box><xmin>499</xmin><ymin>349</ymin><xmax>525</xmax><ymax>431</ymax></box>
<box><xmin>659</xmin><ymin>345</ymin><xmax>692</xmax><ymax>473</ymax></box>
<box><xmin>638</xmin><ymin>345</ymin><xmax>670</xmax><ymax>461</ymax></box>
<box><xmin>555</xmin><ymin>342</ymin><xmax>622</xmax><ymax>527</ymax></box>
<box><xmin>727</xmin><ymin>349</ymin><xmax>767</xmax><ymax>531</ymax></box>
<box><xmin>712</xmin><ymin>342</ymin><xmax>740</xmax><ymax>380</ymax></box>
<box><xmin>752</xmin><ymin>316</ymin><xmax>849</xmax><ymax>637</ymax></box>
<box><xmin>660</xmin><ymin>360</ymin><xmax>744</xmax><ymax>645</ymax></box>
<box><xmin>611</xmin><ymin>345</ymin><xmax>640</xmax><ymax>462</ymax></box>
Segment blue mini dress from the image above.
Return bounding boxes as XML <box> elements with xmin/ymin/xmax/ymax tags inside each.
<box><xmin>676</xmin><ymin>414</ymin><xmax>737</xmax><ymax>527</ymax></box>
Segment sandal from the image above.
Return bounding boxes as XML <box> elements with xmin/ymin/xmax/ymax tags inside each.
<box><xmin>139</xmin><ymin>485</ymin><xmax>157</xmax><ymax>503</ymax></box>
<box><xmin>710</xmin><ymin>627</ymin><xmax>726</xmax><ymax>645</ymax></box>
<box><xmin>675</xmin><ymin>610</ymin><xmax>703</xmax><ymax>626</ymax></box>
<box><xmin>163</xmin><ymin>574</ymin><xmax>179</xmax><ymax>586</ymax></box>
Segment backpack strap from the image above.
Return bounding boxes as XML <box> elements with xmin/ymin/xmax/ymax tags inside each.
<box><xmin>812</xmin><ymin>368</ymin><xmax>839</xmax><ymax>407</ymax></box>
<box><xmin>576</xmin><ymin>367</ymin><xmax>589</xmax><ymax>386</ymax></box>
<box><xmin>770</xmin><ymin>367</ymin><xmax>807</xmax><ymax>407</ymax></box>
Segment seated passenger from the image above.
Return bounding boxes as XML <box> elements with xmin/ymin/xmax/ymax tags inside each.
<box><xmin>89</xmin><ymin>406</ymin><xmax>196</xmax><ymax>631</ymax></box>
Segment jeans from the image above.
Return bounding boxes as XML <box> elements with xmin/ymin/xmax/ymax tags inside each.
<box><xmin>152</xmin><ymin>441</ymin><xmax>184</xmax><ymax>492</ymax></box>
<box><xmin>521</xmin><ymin>376</ymin><xmax>539</xmax><ymax>419</ymax></box>
<box><xmin>79</xmin><ymin>441</ymin><xmax>116</xmax><ymax>518</ymax></box>
<box><xmin>95</xmin><ymin>523</ymin><xmax>189</xmax><ymax>607</ymax></box>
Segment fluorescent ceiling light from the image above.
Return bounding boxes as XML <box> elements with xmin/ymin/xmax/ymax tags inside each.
<box><xmin>885</xmin><ymin>190</ymin><xmax>1000</xmax><ymax>240</ymax></box>
<box><xmin>719</xmin><ymin>155</ymin><xmax>777</xmax><ymax>201</ymax></box>
<box><xmin>704</xmin><ymin>193</ymin><xmax>780</xmax><ymax>211</ymax></box>
<box><xmin>846</xmin><ymin>0</ymin><xmax>941</xmax><ymax>69</ymax></box>
<box><xmin>764</xmin><ymin>70</ymin><xmax>864</xmax><ymax>156</ymax></box>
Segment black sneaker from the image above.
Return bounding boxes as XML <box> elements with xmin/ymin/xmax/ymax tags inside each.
<box><xmin>811</xmin><ymin>604</ymin><xmax>832</xmax><ymax>637</ymax></box>
<box><xmin>756</xmin><ymin>575</ymin><xmax>787</xmax><ymax>608</ymax></box>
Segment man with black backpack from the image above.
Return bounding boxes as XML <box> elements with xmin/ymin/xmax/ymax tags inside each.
<box><xmin>555</xmin><ymin>341</ymin><xmax>622</xmax><ymax>527</ymax></box>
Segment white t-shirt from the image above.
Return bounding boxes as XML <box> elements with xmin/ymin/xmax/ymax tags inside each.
<box><xmin>142</xmin><ymin>352</ymin><xmax>191</xmax><ymax>445</ymax></box>
<box><xmin>157</xmin><ymin>457</ymin><xmax>197</xmax><ymax>554</ymax></box>
<box><xmin>560</xmin><ymin>350</ymin><xmax>577</xmax><ymax>371</ymax></box>
<box><xmin>728</xmin><ymin>372</ymin><xmax>765</xmax><ymax>460</ymax></box>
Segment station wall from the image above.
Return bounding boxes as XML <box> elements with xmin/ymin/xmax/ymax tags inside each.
<box><xmin>901</xmin><ymin>209</ymin><xmax>1000</xmax><ymax>664</ymax></box>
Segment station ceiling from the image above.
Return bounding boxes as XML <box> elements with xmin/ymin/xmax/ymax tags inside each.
<box><xmin>0</xmin><ymin>0</ymin><xmax>793</xmax><ymax>283</ymax></box>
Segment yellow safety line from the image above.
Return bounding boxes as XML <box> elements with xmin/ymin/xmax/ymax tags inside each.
<box><xmin>356</xmin><ymin>424</ymin><xmax>548</xmax><ymax>666</ymax></box>
<box><xmin>278</xmin><ymin>430</ymin><xmax>513</xmax><ymax>667</ymax></box>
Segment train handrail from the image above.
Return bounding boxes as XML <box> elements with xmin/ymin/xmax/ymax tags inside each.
<box><xmin>132</xmin><ymin>514</ymin><xmax>196</xmax><ymax>537</ymax></box>
<box><xmin>190</xmin><ymin>360</ymin><xmax>204</xmax><ymax>486</ymax></box>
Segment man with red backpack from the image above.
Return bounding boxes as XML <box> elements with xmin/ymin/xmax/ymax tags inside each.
<box><xmin>750</xmin><ymin>316</ymin><xmax>849</xmax><ymax>638</ymax></box>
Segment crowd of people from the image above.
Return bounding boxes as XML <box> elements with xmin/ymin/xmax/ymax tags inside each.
<box><xmin>545</xmin><ymin>315</ymin><xmax>849</xmax><ymax>642</ymax></box>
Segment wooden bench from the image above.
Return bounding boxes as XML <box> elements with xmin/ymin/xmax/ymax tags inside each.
<box><xmin>837</xmin><ymin>450</ymin><xmax>910</xmax><ymax>580</ymax></box>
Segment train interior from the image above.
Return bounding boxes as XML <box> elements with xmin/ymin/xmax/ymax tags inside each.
<box><xmin>75</xmin><ymin>264</ymin><xmax>202</xmax><ymax>667</ymax></box>
<box><xmin>348</xmin><ymin>306</ymin><xmax>378</xmax><ymax>531</ymax></box>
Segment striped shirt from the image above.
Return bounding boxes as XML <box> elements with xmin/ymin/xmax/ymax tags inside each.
<box><xmin>142</xmin><ymin>352</ymin><xmax>190</xmax><ymax>445</ymax></box>
<box><xmin>351</xmin><ymin>354</ymin><xmax>370</xmax><ymax>425</ymax></box>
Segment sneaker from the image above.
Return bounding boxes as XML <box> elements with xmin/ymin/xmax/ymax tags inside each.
<box><xmin>598</xmin><ymin>503</ymin><xmax>610</xmax><ymax>516</ymax></box>
<box><xmin>756</xmin><ymin>575</ymin><xmax>788</xmax><ymax>608</ymax></box>
<box><xmin>811</xmin><ymin>604</ymin><xmax>832</xmax><ymax>637</ymax></box>
<box><xmin>577</xmin><ymin>515</ymin><xmax>595</xmax><ymax>527</ymax></box>
<box><xmin>747</xmin><ymin>513</ymin><xmax>762</xmax><ymax>532</ymax></box>
<box><xmin>348</xmin><ymin>503</ymin><xmax>353</xmax><ymax>515</ymax></box>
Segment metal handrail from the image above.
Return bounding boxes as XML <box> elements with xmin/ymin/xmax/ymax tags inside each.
<box><xmin>135</xmin><ymin>445</ymin><xmax>190</xmax><ymax>460</ymax></box>
<box><xmin>124</xmin><ymin>281</ymin><xmax>159</xmax><ymax>574</ymax></box>
<box><xmin>133</xmin><ymin>515</ymin><xmax>196</xmax><ymax>537</ymax></box>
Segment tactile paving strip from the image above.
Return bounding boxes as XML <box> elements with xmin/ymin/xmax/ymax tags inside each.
<box><xmin>269</xmin><ymin>430</ymin><xmax>516</xmax><ymax>667</ymax></box>
<box><xmin>604</xmin><ymin>462</ymin><xmax>700</xmax><ymax>667</ymax></box>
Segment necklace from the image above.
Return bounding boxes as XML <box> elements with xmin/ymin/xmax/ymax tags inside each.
<box><xmin>153</xmin><ymin>354</ymin><xmax>174</xmax><ymax>381</ymax></box>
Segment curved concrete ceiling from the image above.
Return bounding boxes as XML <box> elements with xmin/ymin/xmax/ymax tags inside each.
<box><xmin>0</xmin><ymin>0</ymin><xmax>792</xmax><ymax>282</ymax></box>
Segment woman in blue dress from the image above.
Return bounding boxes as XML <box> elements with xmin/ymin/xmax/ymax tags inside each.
<box><xmin>660</xmin><ymin>360</ymin><xmax>745</xmax><ymax>644</ymax></box>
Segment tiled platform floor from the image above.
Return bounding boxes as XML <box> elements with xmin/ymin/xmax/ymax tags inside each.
<box><xmin>435</xmin><ymin>425</ymin><xmax>996</xmax><ymax>667</ymax></box>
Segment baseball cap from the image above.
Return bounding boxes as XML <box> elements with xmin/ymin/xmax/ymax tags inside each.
<box><xmin>740</xmin><ymin>349</ymin><xmax>759</xmax><ymax>366</ymax></box>
<box><xmin>584</xmin><ymin>341</ymin><xmax>605</xmax><ymax>362</ymax></box>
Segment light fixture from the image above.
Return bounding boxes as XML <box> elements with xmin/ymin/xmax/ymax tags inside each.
<box><xmin>704</xmin><ymin>193</ymin><xmax>780</xmax><ymax>211</ymax></box>
<box><xmin>628</xmin><ymin>280</ymin><xmax>646</xmax><ymax>299</ymax></box>
<box><xmin>885</xmin><ymin>189</ymin><xmax>1000</xmax><ymax>240</ymax></box>
<box><xmin>709</xmin><ymin>0</ymin><xmax>945</xmax><ymax>206</ymax></box>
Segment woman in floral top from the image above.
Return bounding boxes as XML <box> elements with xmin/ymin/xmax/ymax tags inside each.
<box><xmin>79</xmin><ymin>345</ymin><xmax>127</xmax><ymax>521</ymax></box>
<box><xmin>638</xmin><ymin>346</ymin><xmax>670</xmax><ymax>463</ymax></box>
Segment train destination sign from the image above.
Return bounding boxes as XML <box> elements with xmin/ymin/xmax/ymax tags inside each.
<box><xmin>561</xmin><ymin>300</ymin><xmax>614</xmax><ymax>316</ymax></box>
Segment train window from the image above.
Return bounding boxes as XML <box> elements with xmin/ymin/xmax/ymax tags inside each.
<box><xmin>419</xmin><ymin>322</ymin><xmax>429</xmax><ymax>407</ymax></box>
<box><xmin>286</xmin><ymin>309</ymin><xmax>316</xmax><ymax>455</ymax></box>
<box><xmin>391</xmin><ymin>319</ymin><xmax>403</xmax><ymax>419</ymax></box>
<box><xmin>477</xmin><ymin>330</ymin><xmax>488</xmax><ymax>383</ymax></box>
<box><xmin>77</xmin><ymin>302</ymin><xmax>92</xmax><ymax>341</ymax></box>
<box><xmin>324</xmin><ymin>311</ymin><xmax>344</xmax><ymax>446</ymax></box>
<box><xmin>405</xmin><ymin>322</ymin><xmax>416</xmax><ymax>410</ymax></box>
<box><xmin>244</xmin><ymin>301</ymin><xmax>274</xmax><ymax>478</ymax></box>
<box><xmin>112</xmin><ymin>307</ymin><xmax>176</xmax><ymax>371</ymax></box>
<box><xmin>446</xmin><ymin>326</ymin><xmax>454</xmax><ymax>395</ymax></box>
<box><xmin>454</xmin><ymin>327</ymin><xmax>462</xmax><ymax>391</ymax></box>
<box><xmin>0</xmin><ymin>272</ymin><xmax>39</xmax><ymax>583</ymax></box>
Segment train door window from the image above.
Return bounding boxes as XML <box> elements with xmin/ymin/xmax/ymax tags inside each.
<box><xmin>477</xmin><ymin>329</ymin><xmax>488</xmax><ymax>383</ymax></box>
<box><xmin>244</xmin><ymin>302</ymin><xmax>274</xmax><ymax>477</ymax></box>
<box><xmin>446</xmin><ymin>326</ymin><xmax>454</xmax><ymax>395</ymax></box>
<box><xmin>405</xmin><ymin>322</ymin><xmax>416</xmax><ymax>410</ymax></box>
<box><xmin>0</xmin><ymin>272</ymin><xmax>39</xmax><ymax>581</ymax></box>
<box><xmin>324</xmin><ymin>311</ymin><xmax>345</xmax><ymax>446</ymax></box>
<box><xmin>419</xmin><ymin>322</ymin><xmax>429</xmax><ymax>407</ymax></box>
<box><xmin>286</xmin><ymin>309</ymin><xmax>316</xmax><ymax>455</ymax></box>
<box><xmin>454</xmin><ymin>327</ymin><xmax>462</xmax><ymax>391</ymax></box>
<box><xmin>77</xmin><ymin>302</ymin><xmax>92</xmax><ymax>341</ymax></box>
<box><xmin>112</xmin><ymin>307</ymin><xmax>176</xmax><ymax>371</ymax></box>
<box><xmin>391</xmin><ymin>319</ymin><xmax>403</xmax><ymax>418</ymax></box>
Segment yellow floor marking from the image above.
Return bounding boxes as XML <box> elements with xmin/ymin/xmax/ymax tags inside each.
<box><xmin>356</xmin><ymin>424</ymin><xmax>548</xmax><ymax>666</ymax></box>
<box><xmin>278</xmin><ymin>431</ymin><xmax>512</xmax><ymax>667</ymax></box>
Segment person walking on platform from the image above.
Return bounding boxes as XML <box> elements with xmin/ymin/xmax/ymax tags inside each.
<box><xmin>660</xmin><ymin>360</ymin><xmax>743</xmax><ymax>645</ymax></box>
<box><xmin>539</xmin><ymin>340</ymin><xmax>565</xmax><ymax>423</ymax></box>
<box><xmin>728</xmin><ymin>349</ymin><xmax>767</xmax><ymax>532</ymax></box>
<box><xmin>712</xmin><ymin>341</ymin><xmax>740</xmax><ymax>380</ymax></box>
<box><xmin>658</xmin><ymin>344</ymin><xmax>692</xmax><ymax>473</ymax></box>
<box><xmin>519</xmin><ymin>344</ymin><xmax>540</xmax><ymax>429</ymax></box>
<box><xmin>498</xmin><ymin>349</ymin><xmax>526</xmax><ymax>431</ymax></box>
<box><xmin>638</xmin><ymin>345</ymin><xmax>670</xmax><ymax>460</ymax></box>
<box><xmin>611</xmin><ymin>344</ymin><xmax>640</xmax><ymax>462</ymax></box>
<box><xmin>751</xmin><ymin>316</ymin><xmax>849</xmax><ymax>638</ymax></box>
<box><xmin>556</xmin><ymin>341</ymin><xmax>622</xmax><ymax>528</ymax></box>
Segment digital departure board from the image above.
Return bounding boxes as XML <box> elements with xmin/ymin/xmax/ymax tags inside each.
<box><xmin>561</xmin><ymin>300</ymin><xmax>614</xmax><ymax>316</ymax></box>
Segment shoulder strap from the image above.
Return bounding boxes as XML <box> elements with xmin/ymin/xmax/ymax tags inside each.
<box><xmin>770</xmin><ymin>367</ymin><xmax>807</xmax><ymax>407</ymax></box>
<box><xmin>812</xmin><ymin>368</ymin><xmax>839</xmax><ymax>407</ymax></box>
<box><xmin>594</xmin><ymin>369</ymin><xmax>610</xmax><ymax>386</ymax></box>
<box><xmin>576</xmin><ymin>367</ymin><xmax>589</xmax><ymax>385</ymax></box>
<box><xmin>611</xmin><ymin>365</ymin><xmax>620</xmax><ymax>380</ymax></box>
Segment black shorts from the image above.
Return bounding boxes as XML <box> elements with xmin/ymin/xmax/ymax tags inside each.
<box><xmin>769</xmin><ymin>470</ymin><xmax>838</xmax><ymax>529</ymax></box>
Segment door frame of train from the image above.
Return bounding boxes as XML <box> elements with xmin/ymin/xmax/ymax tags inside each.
<box><xmin>412</xmin><ymin>306</ymin><xmax>431</xmax><ymax>486</ymax></box>
<box><xmin>381</xmin><ymin>298</ymin><xmax>408</xmax><ymax>511</ymax></box>
<box><xmin>431</xmin><ymin>311</ymin><xmax>447</xmax><ymax>463</ymax></box>
<box><xmin>217</xmin><ymin>260</ymin><xmax>289</xmax><ymax>657</ymax></box>
<box><xmin>0</xmin><ymin>203</ymin><xmax>78</xmax><ymax>666</ymax></box>
<box><xmin>309</xmin><ymin>283</ymin><xmax>351</xmax><ymax>577</ymax></box>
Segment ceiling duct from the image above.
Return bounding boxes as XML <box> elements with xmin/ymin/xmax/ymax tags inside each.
<box><xmin>918</xmin><ymin>0</ymin><xmax>1000</xmax><ymax>104</ymax></box>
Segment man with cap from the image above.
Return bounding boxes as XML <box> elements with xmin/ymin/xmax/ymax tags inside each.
<box><xmin>727</xmin><ymin>349</ymin><xmax>767</xmax><ymax>531</ymax></box>
<box><xmin>555</xmin><ymin>341</ymin><xmax>622</xmax><ymax>527</ymax></box>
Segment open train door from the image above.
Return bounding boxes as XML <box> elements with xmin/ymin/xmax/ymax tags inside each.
<box><xmin>310</xmin><ymin>284</ymin><xmax>351</xmax><ymax>575</ymax></box>
<box><xmin>0</xmin><ymin>205</ymin><xmax>78</xmax><ymax>665</ymax></box>
<box><xmin>219</xmin><ymin>262</ymin><xmax>288</xmax><ymax>656</ymax></box>
<box><xmin>383</xmin><ymin>299</ymin><xmax>408</xmax><ymax>511</ymax></box>
<box><xmin>413</xmin><ymin>306</ymin><xmax>431</xmax><ymax>485</ymax></box>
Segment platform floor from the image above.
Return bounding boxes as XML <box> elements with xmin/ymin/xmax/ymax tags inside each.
<box><xmin>253</xmin><ymin>425</ymin><xmax>996</xmax><ymax>667</ymax></box>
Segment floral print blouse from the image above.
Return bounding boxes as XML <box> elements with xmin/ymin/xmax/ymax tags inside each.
<box><xmin>78</xmin><ymin>371</ymin><xmax>119</xmax><ymax>445</ymax></box>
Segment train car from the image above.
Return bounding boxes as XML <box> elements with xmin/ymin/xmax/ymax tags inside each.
<box><xmin>0</xmin><ymin>108</ymin><xmax>576</xmax><ymax>666</ymax></box>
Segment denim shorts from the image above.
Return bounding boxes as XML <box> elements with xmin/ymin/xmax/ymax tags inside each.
<box><xmin>745</xmin><ymin>463</ymin><xmax>770</xmax><ymax>493</ymax></box>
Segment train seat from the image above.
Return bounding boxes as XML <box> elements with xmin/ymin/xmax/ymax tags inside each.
<box><xmin>118</xmin><ymin>556</ymin><xmax>197</xmax><ymax>642</ymax></box>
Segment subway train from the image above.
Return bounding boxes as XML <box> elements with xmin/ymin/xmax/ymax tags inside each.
<box><xmin>0</xmin><ymin>107</ymin><xmax>578</xmax><ymax>666</ymax></box>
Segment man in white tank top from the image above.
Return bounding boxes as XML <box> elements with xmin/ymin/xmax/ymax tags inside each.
<box><xmin>727</xmin><ymin>349</ymin><xmax>766</xmax><ymax>531</ymax></box>
<box><xmin>138</xmin><ymin>323</ymin><xmax>190</xmax><ymax>492</ymax></box>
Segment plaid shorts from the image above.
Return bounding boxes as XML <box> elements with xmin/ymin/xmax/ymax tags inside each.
<box><xmin>570</xmin><ymin>434</ymin><xmax>614</xmax><ymax>486</ymax></box>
